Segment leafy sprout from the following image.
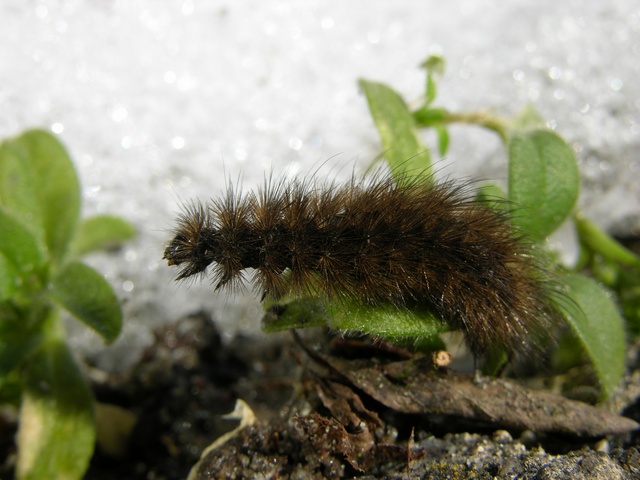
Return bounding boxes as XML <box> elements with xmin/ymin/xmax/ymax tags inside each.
<box><xmin>0</xmin><ymin>129</ymin><xmax>136</xmax><ymax>480</ymax></box>
<box><xmin>265</xmin><ymin>56</ymin><xmax>637</xmax><ymax>400</ymax></box>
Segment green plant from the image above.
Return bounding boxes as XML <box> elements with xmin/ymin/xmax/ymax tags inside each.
<box><xmin>0</xmin><ymin>129</ymin><xmax>136</xmax><ymax>479</ymax></box>
<box><xmin>265</xmin><ymin>57</ymin><xmax>638</xmax><ymax>399</ymax></box>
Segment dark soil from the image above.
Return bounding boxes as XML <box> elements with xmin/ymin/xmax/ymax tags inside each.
<box><xmin>3</xmin><ymin>311</ymin><xmax>638</xmax><ymax>479</ymax></box>
<box><xmin>77</xmin><ymin>311</ymin><xmax>640</xmax><ymax>479</ymax></box>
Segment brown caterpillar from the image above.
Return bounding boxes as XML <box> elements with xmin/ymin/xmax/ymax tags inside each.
<box><xmin>164</xmin><ymin>173</ymin><xmax>559</xmax><ymax>357</ymax></box>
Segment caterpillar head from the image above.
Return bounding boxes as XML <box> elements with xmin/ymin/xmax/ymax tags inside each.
<box><xmin>163</xmin><ymin>233</ymin><xmax>213</xmax><ymax>279</ymax></box>
<box><xmin>164</xmin><ymin>203</ymin><xmax>219</xmax><ymax>280</ymax></box>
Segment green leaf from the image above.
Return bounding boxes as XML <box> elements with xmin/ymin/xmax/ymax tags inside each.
<box><xmin>263</xmin><ymin>296</ymin><xmax>448</xmax><ymax>343</ymax></box>
<box><xmin>0</xmin><ymin>129</ymin><xmax>80</xmax><ymax>264</ymax></box>
<box><xmin>0</xmin><ymin>303</ymin><xmax>43</xmax><ymax>375</ymax></box>
<box><xmin>0</xmin><ymin>207</ymin><xmax>45</xmax><ymax>284</ymax></box>
<box><xmin>0</xmin><ymin>369</ymin><xmax>22</xmax><ymax>406</ymax></box>
<box><xmin>359</xmin><ymin>79</ymin><xmax>432</xmax><ymax>181</ymax></box>
<box><xmin>558</xmin><ymin>272</ymin><xmax>626</xmax><ymax>399</ymax></box>
<box><xmin>476</xmin><ymin>183</ymin><xmax>510</xmax><ymax>213</ymax></box>
<box><xmin>476</xmin><ymin>183</ymin><xmax>507</xmax><ymax>201</ymax></box>
<box><xmin>480</xmin><ymin>344</ymin><xmax>510</xmax><ymax>376</ymax></box>
<box><xmin>0</xmin><ymin>254</ymin><xmax>18</xmax><ymax>300</ymax></box>
<box><xmin>420</xmin><ymin>55</ymin><xmax>446</xmax><ymax>77</ymax></box>
<box><xmin>51</xmin><ymin>261</ymin><xmax>122</xmax><ymax>343</ymax></box>
<box><xmin>16</xmin><ymin>339</ymin><xmax>95</xmax><ymax>480</ymax></box>
<box><xmin>262</xmin><ymin>298</ymin><xmax>330</xmax><ymax>332</ymax></box>
<box><xmin>0</xmin><ymin>324</ymin><xmax>42</xmax><ymax>376</ymax></box>
<box><xmin>508</xmin><ymin>130</ymin><xmax>579</xmax><ymax>240</ymax></box>
<box><xmin>617</xmin><ymin>269</ymin><xmax>640</xmax><ymax>336</ymax></box>
<box><xmin>512</xmin><ymin>105</ymin><xmax>547</xmax><ymax>131</ymax></box>
<box><xmin>420</xmin><ymin>55</ymin><xmax>445</xmax><ymax>106</ymax></box>
<box><xmin>70</xmin><ymin>214</ymin><xmax>137</xmax><ymax>257</ymax></box>
<box><xmin>329</xmin><ymin>299</ymin><xmax>448</xmax><ymax>341</ymax></box>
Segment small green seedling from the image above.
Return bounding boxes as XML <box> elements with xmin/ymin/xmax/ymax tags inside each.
<box><xmin>0</xmin><ymin>129</ymin><xmax>136</xmax><ymax>479</ymax></box>
<box><xmin>266</xmin><ymin>57</ymin><xmax>637</xmax><ymax>400</ymax></box>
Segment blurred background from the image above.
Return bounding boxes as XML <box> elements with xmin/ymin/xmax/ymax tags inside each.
<box><xmin>1</xmin><ymin>0</ymin><xmax>638</xmax><ymax>370</ymax></box>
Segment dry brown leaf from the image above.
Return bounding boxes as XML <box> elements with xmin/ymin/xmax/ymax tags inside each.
<box><xmin>318</xmin><ymin>354</ymin><xmax>639</xmax><ymax>437</ymax></box>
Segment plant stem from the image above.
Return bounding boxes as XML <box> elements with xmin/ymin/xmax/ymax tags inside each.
<box><xmin>439</xmin><ymin>111</ymin><xmax>510</xmax><ymax>144</ymax></box>
<box><xmin>413</xmin><ymin>108</ymin><xmax>511</xmax><ymax>144</ymax></box>
<box><xmin>574</xmin><ymin>212</ymin><xmax>640</xmax><ymax>269</ymax></box>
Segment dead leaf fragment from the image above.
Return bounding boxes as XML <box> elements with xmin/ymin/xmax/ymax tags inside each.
<box><xmin>318</xmin><ymin>354</ymin><xmax>639</xmax><ymax>437</ymax></box>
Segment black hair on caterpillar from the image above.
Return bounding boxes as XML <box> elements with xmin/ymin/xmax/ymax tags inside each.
<box><xmin>164</xmin><ymin>173</ymin><xmax>560</xmax><ymax>358</ymax></box>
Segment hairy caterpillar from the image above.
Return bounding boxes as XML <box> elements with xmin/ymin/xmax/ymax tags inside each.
<box><xmin>164</xmin><ymin>173</ymin><xmax>559</xmax><ymax>357</ymax></box>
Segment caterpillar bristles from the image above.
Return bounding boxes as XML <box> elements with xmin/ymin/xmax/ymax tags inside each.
<box><xmin>164</xmin><ymin>172</ymin><xmax>560</xmax><ymax>358</ymax></box>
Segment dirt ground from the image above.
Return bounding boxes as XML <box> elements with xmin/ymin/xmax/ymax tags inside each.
<box><xmin>66</xmin><ymin>310</ymin><xmax>640</xmax><ymax>480</ymax></box>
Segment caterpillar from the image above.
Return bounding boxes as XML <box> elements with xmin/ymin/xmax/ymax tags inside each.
<box><xmin>164</xmin><ymin>173</ymin><xmax>560</xmax><ymax>358</ymax></box>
